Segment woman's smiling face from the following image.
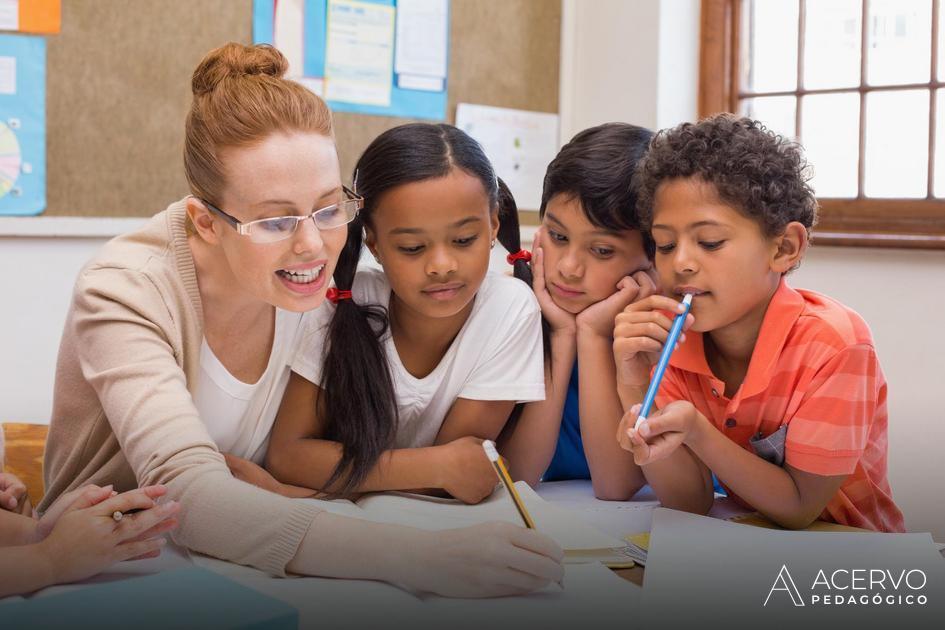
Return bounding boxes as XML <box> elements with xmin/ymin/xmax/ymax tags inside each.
<box><xmin>203</xmin><ymin>132</ymin><xmax>348</xmax><ymax>313</ymax></box>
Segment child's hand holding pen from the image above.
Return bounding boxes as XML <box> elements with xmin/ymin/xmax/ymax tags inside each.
<box><xmin>618</xmin><ymin>400</ymin><xmax>708</xmax><ymax>465</ymax></box>
<box><xmin>613</xmin><ymin>294</ymin><xmax>695</xmax><ymax>391</ymax></box>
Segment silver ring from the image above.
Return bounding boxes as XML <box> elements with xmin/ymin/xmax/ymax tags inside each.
<box><xmin>112</xmin><ymin>510</ymin><xmax>123</xmax><ymax>522</ymax></box>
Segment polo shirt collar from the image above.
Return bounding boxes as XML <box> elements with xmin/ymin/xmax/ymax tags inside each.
<box><xmin>669</xmin><ymin>278</ymin><xmax>806</xmax><ymax>402</ymax></box>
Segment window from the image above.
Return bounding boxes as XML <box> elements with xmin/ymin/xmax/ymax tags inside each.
<box><xmin>701</xmin><ymin>0</ymin><xmax>945</xmax><ymax>248</ymax></box>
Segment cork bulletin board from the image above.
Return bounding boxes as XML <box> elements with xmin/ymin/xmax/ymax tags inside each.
<box><xmin>44</xmin><ymin>0</ymin><xmax>560</xmax><ymax>217</ymax></box>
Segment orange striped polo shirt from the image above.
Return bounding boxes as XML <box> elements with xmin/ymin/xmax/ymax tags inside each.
<box><xmin>656</xmin><ymin>279</ymin><xmax>904</xmax><ymax>532</ymax></box>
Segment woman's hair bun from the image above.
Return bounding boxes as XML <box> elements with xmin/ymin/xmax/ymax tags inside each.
<box><xmin>191</xmin><ymin>43</ymin><xmax>288</xmax><ymax>96</ymax></box>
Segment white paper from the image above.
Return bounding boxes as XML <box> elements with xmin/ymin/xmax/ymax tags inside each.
<box><xmin>0</xmin><ymin>55</ymin><xmax>15</xmax><ymax>95</ymax></box>
<box><xmin>456</xmin><ymin>103</ymin><xmax>559</xmax><ymax>211</ymax></box>
<box><xmin>339</xmin><ymin>482</ymin><xmax>626</xmax><ymax>551</ymax></box>
<box><xmin>0</xmin><ymin>0</ymin><xmax>18</xmax><ymax>31</ymax></box>
<box><xmin>296</xmin><ymin>76</ymin><xmax>324</xmax><ymax>97</ymax></box>
<box><xmin>272</xmin><ymin>0</ymin><xmax>305</xmax><ymax>78</ymax></box>
<box><xmin>537</xmin><ymin>479</ymin><xmax>662</xmax><ymax>539</ymax></box>
<box><xmin>394</xmin><ymin>0</ymin><xmax>448</xmax><ymax>85</ymax></box>
<box><xmin>397</xmin><ymin>73</ymin><xmax>444</xmax><ymax>92</ymax></box>
<box><xmin>325</xmin><ymin>0</ymin><xmax>395</xmax><ymax>106</ymax></box>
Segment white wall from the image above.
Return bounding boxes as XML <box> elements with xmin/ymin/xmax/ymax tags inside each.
<box><xmin>560</xmin><ymin>0</ymin><xmax>945</xmax><ymax>538</ymax></box>
<box><xmin>558</xmin><ymin>0</ymin><xmax>699</xmax><ymax>144</ymax></box>
<box><xmin>0</xmin><ymin>218</ymin><xmax>145</xmax><ymax>424</ymax></box>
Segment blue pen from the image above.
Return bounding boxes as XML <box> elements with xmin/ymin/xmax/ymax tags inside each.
<box><xmin>634</xmin><ymin>293</ymin><xmax>693</xmax><ymax>429</ymax></box>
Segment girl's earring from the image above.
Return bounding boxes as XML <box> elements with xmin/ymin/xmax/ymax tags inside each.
<box><xmin>490</xmin><ymin>239</ymin><xmax>496</xmax><ymax>249</ymax></box>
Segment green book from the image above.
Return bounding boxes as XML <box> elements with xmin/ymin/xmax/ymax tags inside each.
<box><xmin>0</xmin><ymin>567</ymin><xmax>297</xmax><ymax>629</ymax></box>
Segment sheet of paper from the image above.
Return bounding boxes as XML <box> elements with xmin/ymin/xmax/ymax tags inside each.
<box><xmin>394</xmin><ymin>0</ymin><xmax>447</xmax><ymax>91</ymax></box>
<box><xmin>456</xmin><ymin>103</ymin><xmax>559</xmax><ymax>210</ymax></box>
<box><xmin>272</xmin><ymin>0</ymin><xmax>305</xmax><ymax>78</ymax></box>
<box><xmin>537</xmin><ymin>479</ymin><xmax>661</xmax><ymax>539</ymax></box>
<box><xmin>324</xmin><ymin>0</ymin><xmax>395</xmax><ymax>106</ymax></box>
<box><xmin>351</xmin><ymin>482</ymin><xmax>625</xmax><ymax>551</ymax></box>
<box><xmin>0</xmin><ymin>1</ymin><xmax>17</xmax><ymax>31</ymax></box>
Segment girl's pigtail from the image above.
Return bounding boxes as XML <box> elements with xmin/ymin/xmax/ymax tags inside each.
<box><xmin>495</xmin><ymin>177</ymin><xmax>534</xmax><ymax>288</ymax></box>
<box><xmin>319</xmin><ymin>215</ymin><xmax>398</xmax><ymax>496</ymax></box>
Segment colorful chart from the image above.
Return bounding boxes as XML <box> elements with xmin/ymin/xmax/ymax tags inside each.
<box><xmin>0</xmin><ymin>33</ymin><xmax>44</xmax><ymax>215</ymax></box>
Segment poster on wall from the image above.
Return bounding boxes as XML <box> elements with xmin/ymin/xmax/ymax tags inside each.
<box><xmin>253</xmin><ymin>0</ymin><xmax>448</xmax><ymax>120</ymax></box>
<box><xmin>456</xmin><ymin>103</ymin><xmax>559</xmax><ymax>211</ymax></box>
<box><xmin>0</xmin><ymin>33</ymin><xmax>45</xmax><ymax>216</ymax></box>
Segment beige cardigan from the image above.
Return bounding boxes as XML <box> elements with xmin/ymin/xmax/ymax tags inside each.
<box><xmin>40</xmin><ymin>199</ymin><xmax>322</xmax><ymax>576</ymax></box>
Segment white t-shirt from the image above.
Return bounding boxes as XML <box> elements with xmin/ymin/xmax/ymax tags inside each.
<box><xmin>293</xmin><ymin>268</ymin><xmax>545</xmax><ymax>448</ymax></box>
<box><xmin>193</xmin><ymin>309</ymin><xmax>302</xmax><ymax>464</ymax></box>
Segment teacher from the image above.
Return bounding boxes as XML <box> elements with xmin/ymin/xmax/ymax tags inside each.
<box><xmin>39</xmin><ymin>43</ymin><xmax>562</xmax><ymax>597</ymax></box>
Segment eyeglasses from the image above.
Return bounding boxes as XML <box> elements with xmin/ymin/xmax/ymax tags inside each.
<box><xmin>201</xmin><ymin>186</ymin><xmax>363</xmax><ymax>244</ymax></box>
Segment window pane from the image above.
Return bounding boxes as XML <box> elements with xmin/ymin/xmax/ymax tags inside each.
<box><xmin>804</xmin><ymin>0</ymin><xmax>862</xmax><ymax>90</ymax></box>
<box><xmin>934</xmin><ymin>89</ymin><xmax>945</xmax><ymax>196</ymax></box>
<box><xmin>801</xmin><ymin>93</ymin><xmax>860</xmax><ymax>197</ymax></box>
<box><xmin>741</xmin><ymin>0</ymin><xmax>799</xmax><ymax>93</ymax></box>
<box><xmin>740</xmin><ymin>96</ymin><xmax>797</xmax><ymax>139</ymax></box>
<box><xmin>864</xmin><ymin>90</ymin><xmax>929</xmax><ymax>197</ymax></box>
<box><xmin>866</xmin><ymin>0</ymin><xmax>932</xmax><ymax>86</ymax></box>
<box><xmin>938</xmin><ymin>2</ymin><xmax>945</xmax><ymax>81</ymax></box>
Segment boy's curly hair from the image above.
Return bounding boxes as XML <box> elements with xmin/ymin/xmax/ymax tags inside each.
<box><xmin>634</xmin><ymin>114</ymin><xmax>818</xmax><ymax>237</ymax></box>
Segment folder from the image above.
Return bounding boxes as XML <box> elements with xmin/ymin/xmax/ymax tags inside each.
<box><xmin>0</xmin><ymin>567</ymin><xmax>298</xmax><ymax>629</ymax></box>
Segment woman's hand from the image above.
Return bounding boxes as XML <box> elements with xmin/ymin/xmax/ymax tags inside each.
<box><xmin>530</xmin><ymin>229</ymin><xmax>576</xmax><ymax>336</ymax></box>
<box><xmin>35</xmin><ymin>487</ymin><xmax>180</xmax><ymax>585</ymax></box>
<box><xmin>408</xmin><ymin>522</ymin><xmax>565</xmax><ymax>597</ymax></box>
<box><xmin>435</xmin><ymin>437</ymin><xmax>499</xmax><ymax>505</ymax></box>
<box><xmin>225</xmin><ymin>453</ymin><xmax>318</xmax><ymax>498</ymax></box>
<box><xmin>0</xmin><ymin>472</ymin><xmax>32</xmax><ymax>516</ymax></box>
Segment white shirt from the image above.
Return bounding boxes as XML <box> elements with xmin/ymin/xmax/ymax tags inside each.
<box><xmin>193</xmin><ymin>309</ymin><xmax>302</xmax><ymax>464</ymax></box>
<box><xmin>293</xmin><ymin>268</ymin><xmax>546</xmax><ymax>448</ymax></box>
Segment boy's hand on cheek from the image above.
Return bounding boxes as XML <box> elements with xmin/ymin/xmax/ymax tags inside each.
<box><xmin>618</xmin><ymin>401</ymin><xmax>706</xmax><ymax>465</ymax></box>
<box><xmin>530</xmin><ymin>229</ymin><xmax>576</xmax><ymax>335</ymax></box>
<box><xmin>576</xmin><ymin>273</ymin><xmax>653</xmax><ymax>338</ymax></box>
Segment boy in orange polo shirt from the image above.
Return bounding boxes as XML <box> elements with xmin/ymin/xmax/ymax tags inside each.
<box><xmin>613</xmin><ymin>114</ymin><xmax>904</xmax><ymax>532</ymax></box>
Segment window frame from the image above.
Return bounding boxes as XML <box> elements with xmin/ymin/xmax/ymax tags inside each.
<box><xmin>700</xmin><ymin>0</ymin><xmax>945</xmax><ymax>249</ymax></box>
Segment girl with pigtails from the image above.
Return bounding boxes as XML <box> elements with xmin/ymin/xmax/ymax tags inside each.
<box><xmin>257</xmin><ymin>123</ymin><xmax>545</xmax><ymax>504</ymax></box>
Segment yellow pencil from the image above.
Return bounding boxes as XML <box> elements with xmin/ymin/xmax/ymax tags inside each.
<box><xmin>482</xmin><ymin>440</ymin><xmax>564</xmax><ymax>589</ymax></box>
<box><xmin>482</xmin><ymin>440</ymin><xmax>536</xmax><ymax>528</ymax></box>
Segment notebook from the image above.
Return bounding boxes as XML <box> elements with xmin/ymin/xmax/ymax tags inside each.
<box><xmin>301</xmin><ymin>481</ymin><xmax>639</xmax><ymax>567</ymax></box>
<box><xmin>0</xmin><ymin>567</ymin><xmax>297</xmax><ymax>629</ymax></box>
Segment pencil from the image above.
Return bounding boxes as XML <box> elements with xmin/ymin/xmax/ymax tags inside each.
<box><xmin>482</xmin><ymin>440</ymin><xmax>536</xmax><ymax>528</ymax></box>
<box><xmin>482</xmin><ymin>440</ymin><xmax>563</xmax><ymax>589</ymax></box>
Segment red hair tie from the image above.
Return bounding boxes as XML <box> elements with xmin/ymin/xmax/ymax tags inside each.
<box><xmin>506</xmin><ymin>249</ymin><xmax>532</xmax><ymax>265</ymax></box>
<box><xmin>326</xmin><ymin>288</ymin><xmax>353</xmax><ymax>304</ymax></box>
